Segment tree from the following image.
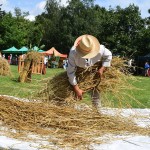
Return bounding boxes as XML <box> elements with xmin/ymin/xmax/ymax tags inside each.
<box><xmin>0</xmin><ymin>8</ymin><xmax>36</xmax><ymax>49</ymax></box>
<box><xmin>0</xmin><ymin>4</ymin><xmax>6</xmax><ymax>49</ymax></box>
<box><xmin>39</xmin><ymin>0</ymin><xmax>102</xmax><ymax>54</ymax></box>
<box><xmin>109</xmin><ymin>5</ymin><xmax>144</xmax><ymax>57</ymax></box>
<box><xmin>0</xmin><ymin>4</ymin><xmax>5</xmax><ymax>18</ymax></box>
<box><xmin>1</xmin><ymin>1</ymin><xmax>149</xmax><ymax>58</ymax></box>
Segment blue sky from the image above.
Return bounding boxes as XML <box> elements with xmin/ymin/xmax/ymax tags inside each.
<box><xmin>0</xmin><ymin>0</ymin><xmax>150</xmax><ymax>21</ymax></box>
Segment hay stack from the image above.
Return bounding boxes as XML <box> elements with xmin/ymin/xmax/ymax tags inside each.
<box><xmin>18</xmin><ymin>51</ymin><xmax>44</xmax><ymax>83</ymax></box>
<box><xmin>38</xmin><ymin>57</ymin><xmax>136</xmax><ymax>107</ymax></box>
<box><xmin>0</xmin><ymin>57</ymin><xmax>11</xmax><ymax>76</ymax></box>
<box><xmin>0</xmin><ymin>95</ymin><xmax>149</xmax><ymax>148</ymax></box>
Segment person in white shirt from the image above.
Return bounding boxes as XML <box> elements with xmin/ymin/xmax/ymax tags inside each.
<box><xmin>63</xmin><ymin>59</ymin><xmax>68</xmax><ymax>70</ymax></box>
<box><xmin>67</xmin><ymin>34</ymin><xmax>112</xmax><ymax>109</ymax></box>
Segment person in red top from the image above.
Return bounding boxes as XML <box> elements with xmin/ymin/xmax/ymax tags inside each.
<box><xmin>8</xmin><ymin>54</ymin><xmax>11</xmax><ymax>64</ymax></box>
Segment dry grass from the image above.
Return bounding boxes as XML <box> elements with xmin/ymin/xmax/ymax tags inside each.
<box><xmin>24</xmin><ymin>51</ymin><xmax>43</xmax><ymax>63</ymax></box>
<box><xmin>1</xmin><ymin>57</ymin><xmax>148</xmax><ymax>149</ymax></box>
<box><xmin>0</xmin><ymin>95</ymin><xmax>149</xmax><ymax>149</ymax></box>
<box><xmin>0</xmin><ymin>57</ymin><xmax>11</xmax><ymax>76</ymax></box>
<box><xmin>38</xmin><ymin>57</ymin><xmax>137</xmax><ymax>108</ymax></box>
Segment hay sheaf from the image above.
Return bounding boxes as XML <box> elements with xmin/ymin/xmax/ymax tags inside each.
<box><xmin>18</xmin><ymin>51</ymin><xmax>44</xmax><ymax>83</ymax></box>
<box><xmin>0</xmin><ymin>96</ymin><xmax>149</xmax><ymax>148</ymax></box>
<box><xmin>25</xmin><ymin>51</ymin><xmax>43</xmax><ymax>63</ymax></box>
<box><xmin>38</xmin><ymin>57</ymin><xmax>136</xmax><ymax>107</ymax></box>
<box><xmin>0</xmin><ymin>57</ymin><xmax>11</xmax><ymax>76</ymax></box>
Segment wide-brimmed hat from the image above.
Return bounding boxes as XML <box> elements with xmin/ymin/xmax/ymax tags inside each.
<box><xmin>74</xmin><ymin>34</ymin><xmax>100</xmax><ymax>58</ymax></box>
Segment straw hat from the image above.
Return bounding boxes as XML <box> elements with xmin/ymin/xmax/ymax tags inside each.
<box><xmin>74</xmin><ymin>35</ymin><xmax>100</xmax><ymax>58</ymax></box>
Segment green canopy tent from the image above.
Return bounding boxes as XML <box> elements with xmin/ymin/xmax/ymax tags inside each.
<box><xmin>38</xmin><ymin>50</ymin><xmax>45</xmax><ymax>52</ymax></box>
<box><xmin>2</xmin><ymin>46</ymin><xmax>44</xmax><ymax>54</ymax></box>
<box><xmin>19</xmin><ymin>46</ymin><xmax>28</xmax><ymax>54</ymax></box>
<box><xmin>2</xmin><ymin>46</ymin><xmax>19</xmax><ymax>54</ymax></box>
<box><xmin>32</xmin><ymin>46</ymin><xmax>45</xmax><ymax>52</ymax></box>
<box><xmin>19</xmin><ymin>46</ymin><xmax>44</xmax><ymax>53</ymax></box>
<box><xmin>33</xmin><ymin>46</ymin><xmax>39</xmax><ymax>51</ymax></box>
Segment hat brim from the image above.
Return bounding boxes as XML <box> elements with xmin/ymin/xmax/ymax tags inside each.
<box><xmin>74</xmin><ymin>35</ymin><xmax>100</xmax><ymax>58</ymax></box>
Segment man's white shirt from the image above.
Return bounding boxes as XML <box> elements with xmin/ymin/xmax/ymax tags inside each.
<box><xmin>67</xmin><ymin>45</ymin><xmax>112</xmax><ymax>85</ymax></box>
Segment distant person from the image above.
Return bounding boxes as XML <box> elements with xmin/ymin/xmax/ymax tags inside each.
<box><xmin>42</xmin><ymin>56</ymin><xmax>48</xmax><ymax>74</ymax></box>
<box><xmin>8</xmin><ymin>54</ymin><xmax>11</xmax><ymax>64</ymax></box>
<box><xmin>2</xmin><ymin>54</ymin><xmax>5</xmax><ymax>58</ymax></box>
<box><xmin>44</xmin><ymin>56</ymin><xmax>48</xmax><ymax>68</ymax></box>
<box><xmin>15</xmin><ymin>55</ymin><xmax>18</xmax><ymax>65</ymax></box>
<box><xmin>144</xmin><ymin>62</ymin><xmax>150</xmax><ymax>77</ymax></box>
<box><xmin>10</xmin><ymin>54</ymin><xmax>12</xmax><ymax>64</ymax></box>
<box><xmin>63</xmin><ymin>59</ymin><xmax>68</xmax><ymax>70</ymax></box>
<box><xmin>128</xmin><ymin>59</ymin><xmax>133</xmax><ymax>67</ymax></box>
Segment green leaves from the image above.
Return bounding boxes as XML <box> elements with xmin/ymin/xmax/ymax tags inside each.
<box><xmin>0</xmin><ymin>0</ymin><xmax>150</xmax><ymax>57</ymax></box>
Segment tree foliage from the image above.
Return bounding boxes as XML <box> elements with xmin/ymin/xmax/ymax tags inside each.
<box><xmin>0</xmin><ymin>8</ymin><xmax>38</xmax><ymax>49</ymax></box>
<box><xmin>0</xmin><ymin>0</ymin><xmax>150</xmax><ymax>57</ymax></box>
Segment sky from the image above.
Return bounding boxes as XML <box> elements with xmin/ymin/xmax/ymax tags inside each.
<box><xmin>0</xmin><ymin>0</ymin><xmax>150</xmax><ymax>21</ymax></box>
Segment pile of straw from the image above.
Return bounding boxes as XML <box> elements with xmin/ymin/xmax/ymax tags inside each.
<box><xmin>0</xmin><ymin>57</ymin><xmax>11</xmax><ymax>76</ymax></box>
<box><xmin>0</xmin><ymin>57</ymin><xmax>149</xmax><ymax>148</ymax></box>
<box><xmin>25</xmin><ymin>51</ymin><xmax>43</xmax><ymax>63</ymax></box>
<box><xmin>18</xmin><ymin>51</ymin><xmax>44</xmax><ymax>83</ymax></box>
<box><xmin>38</xmin><ymin>57</ymin><xmax>137</xmax><ymax>107</ymax></box>
<box><xmin>0</xmin><ymin>95</ymin><xmax>149</xmax><ymax>149</ymax></box>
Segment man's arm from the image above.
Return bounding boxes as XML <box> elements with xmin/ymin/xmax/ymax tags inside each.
<box><xmin>67</xmin><ymin>50</ymin><xmax>84</xmax><ymax>100</ymax></box>
<box><xmin>98</xmin><ymin>46</ymin><xmax>112</xmax><ymax>77</ymax></box>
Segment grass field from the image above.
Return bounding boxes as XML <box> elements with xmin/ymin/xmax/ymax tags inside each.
<box><xmin>0</xmin><ymin>65</ymin><xmax>64</xmax><ymax>99</ymax></box>
<box><xmin>105</xmin><ymin>76</ymin><xmax>150</xmax><ymax>108</ymax></box>
<box><xmin>0</xmin><ymin>65</ymin><xmax>150</xmax><ymax>108</ymax></box>
<box><xmin>129</xmin><ymin>76</ymin><xmax>150</xmax><ymax>108</ymax></box>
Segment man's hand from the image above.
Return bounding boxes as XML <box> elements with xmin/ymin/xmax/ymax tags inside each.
<box><xmin>73</xmin><ymin>84</ymin><xmax>84</xmax><ymax>100</ymax></box>
<box><xmin>98</xmin><ymin>66</ymin><xmax>105</xmax><ymax>78</ymax></box>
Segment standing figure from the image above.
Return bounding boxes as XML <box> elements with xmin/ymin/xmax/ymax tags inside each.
<box><xmin>144</xmin><ymin>61</ymin><xmax>150</xmax><ymax>77</ymax></box>
<box><xmin>2</xmin><ymin>54</ymin><xmax>5</xmax><ymax>58</ymax></box>
<box><xmin>67</xmin><ymin>35</ymin><xmax>112</xmax><ymax>110</ymax></box>
<box><xmin>15</xmin><ymin>55</ymin><xmax>18</xmax><ymax>65</ymax></box>
<box><xmin>8</xmin><ymin>54</ymin><xmax>11</xmax><ymax>64</ymax></box>
<box><xmin>63</xmin><ymin>59</ymin><xmax>68</xmax><ymax>70</ymax></box>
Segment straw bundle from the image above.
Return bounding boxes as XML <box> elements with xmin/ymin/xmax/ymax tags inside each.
<box><xmin>38</xmin><ymin>57</ymin><xmax>137</xmax><ymax>107</ymax></box>
<box><xmin>0</xmin><ymin>95</ymin><xmax>149</xmax><ymax>149</ymax></box>
<box><xmin>25</xmin><ymin>51</ymin><xmax>43</xmax><ymax>63</ymax></box>
<box><xmin>0</xmin><ymin>57</ymin><xmax>11</xmax><ymax>76</ymax></box>
<box><xmin>18</xmin><ymin>51</ymin><xmax>44</xmax><ymax>83</ymax></box>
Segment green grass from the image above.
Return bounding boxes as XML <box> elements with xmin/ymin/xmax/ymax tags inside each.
<box><xmin>0</xmin><ymin>65</ymin><xmax>150</xmax><ymax>108</ymax></box>
<box><xmin>129</xmin><ymin>76</ymin><xmax>150</xmax><ymax>108</ymax></box>
<box><xmin>100</xmin><ymin>76</ymin><xmax>150</xmax><ymax>108</ymax></box>
<box><xmin>0</xmin><ymin>65</ymin><xmax>64</xmax><ymax>99</ymax></box>
<box><xmin>81</xmin><ymin>76</ymin><xmax>150</xmax><ymax>108</ymax></box>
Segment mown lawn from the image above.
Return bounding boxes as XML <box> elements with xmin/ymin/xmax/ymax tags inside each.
<box><xmin>0</xmin><ymin>65</ymin><xmax>65</xmax><ymax>99</ymax></box>
<box><xmin>129</xmin><ymin>76</ymin><xmax>150</xmax><ymax>108</ymax></box>
<box><xmin>0</xmin><ymin>65</ymin><xmax>150</xmax><ymax>108</ymax></box>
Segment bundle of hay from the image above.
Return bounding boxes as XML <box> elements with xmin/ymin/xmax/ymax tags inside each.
<box><xmin>38</xmin><ymin>57</ymin><xmax>137</xmax><ymax>107</ymax></box>
<box><xmin>0</xmin><ymin>57</ymin><xmax>11</xmax><ymax>76</ymax></box>
<box><xmin>18</xmin><ymin>51</ymin><xmax>44</xmax><ymax>83</ymax></box>
<box><xmin>0</xmin><ymin>95</ymin><xmax>149</xmax><ymax>149</ymax></box>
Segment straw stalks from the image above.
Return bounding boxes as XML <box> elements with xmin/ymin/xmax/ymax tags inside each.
<box><xmin>0</xmin><ymin>95</ymin><xmax>149</xmax><ymax>149</ymax></box>
<box><xmin>18</xmin><ymin>51</ymin><xmax>43</xmax><ymax>83</ymax></box>
<box><xmin>38</xmin><ymin>57</ymin><xmax>138</xmax><ymax>108</ymax></box>
<box><xmin>0</xmin><ymin>57</ymin><xmax>11</xmax><ymax>76</ymax></box>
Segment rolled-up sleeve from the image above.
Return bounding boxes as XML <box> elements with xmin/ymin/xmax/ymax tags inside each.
<box><xmin>67</xmin><ymin>50</ymin><xmax>77</xmax><ymax>85</ymax></box>
<box><xmin>101</xmin><ymin>46</ymin><xmax>112</xmax><ymax>67</ymax></box>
